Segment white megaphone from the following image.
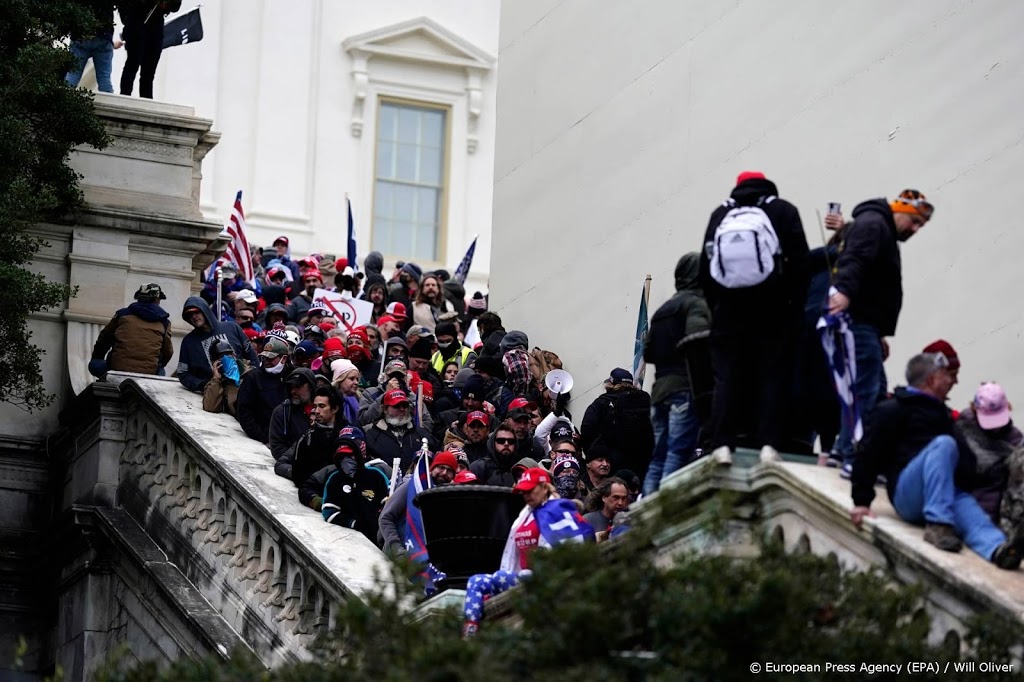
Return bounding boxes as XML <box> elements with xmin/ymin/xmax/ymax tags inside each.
<box><xmin>544</xmin><ymin>369</ymin><xmax>574</xmax><ymax>395</ymax></box>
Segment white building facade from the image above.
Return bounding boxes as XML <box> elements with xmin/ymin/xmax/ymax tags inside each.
<box><xmin>112</xmin><ymin>0</ymin><xmax>499</xmax><ymax>291</ymax></box>
<box><xmin>491</xmin><ymin>1</ymin><xmax>1024</xmax><ymax>412</ymax></box>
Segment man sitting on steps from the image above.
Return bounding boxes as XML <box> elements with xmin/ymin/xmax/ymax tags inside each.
<box><xmin>850</xmin><ymin>352</ymin><xmax>1024</xmax><ymax>569</ymax></box>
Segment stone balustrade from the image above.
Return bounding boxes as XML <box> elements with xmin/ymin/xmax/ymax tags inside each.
<box><xmin>60</xmin><ymin>373</ymin><xmax>393</xmax><ymax>669</ymax></box>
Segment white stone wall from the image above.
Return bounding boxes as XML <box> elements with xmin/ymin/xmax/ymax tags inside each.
<box><xmin>491</xmin><ymin>1</ymin><xmax>1024</xmax><ymax>412</ymax></box>
<box><xmin>109</xmin><ymin>0</ymin><xmax>499</xmax><ymax>294</ymax></box>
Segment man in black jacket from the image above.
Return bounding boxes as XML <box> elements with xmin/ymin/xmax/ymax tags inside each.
<box><xmin>365</xmin><ymin>389</ymin><xmax>438</xmax><ymax>472</ymax></box>
<box><xmin>236</xmin><ymin>337</ymin><xmax>289</xmax><ymax>444</ymax></box>
<box><xmin>469</xmin><ymin>422</ymin><xmax>520</xmax><ymax>487</ymax></box>
<box><xmin>580</xmin><ymin>368</ymin><xmax>654</xmax><ymax>483</ymax></box>
<box><xmin>268</xmin><ymin>368</ymin><xmax>317</xmax><ymax>461</ymax></box>
<box><xmin>274</xmin><ymin>386</ymin><xmax>348</xmax><ymax>484</ymax></box>
<box><xmin>829</xmin><ymin>190</ymin><xmax>934</xmax><ymax>475</ymax></box>
<box><xmin>851</xmin><ymin>353</ymin><xmax>1022</xmax><ymax>569</ymax></box>
<box><xmin>643</xmin><ymin>253</ymin><xmax>711</xmax><ymax>493</ymax></box>
<box><xmin>699</xmin><ymin>171</ymin><xmax>809</xmax><ymax>465</ymax></box>
<box><xmin>119</xmin><ymin>0</ymin><xmax>181</xmax><ymax>98</ymax></box>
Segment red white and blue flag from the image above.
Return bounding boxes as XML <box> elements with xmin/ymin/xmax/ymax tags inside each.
<box><xmin>204</xmin><ymin>191</ymin><xmax>254</xmax><ymax>286</ymax></box>
<box><xmin>818</xmin><ymin>311</ymin><xmax>862</xmax><ymax>442</ymax></box>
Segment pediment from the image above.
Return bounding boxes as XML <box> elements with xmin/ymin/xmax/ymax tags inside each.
<box><xmin>343</xmin><ymin>17</ymin><xmax>494</xmax><ymax>71</ymax></box>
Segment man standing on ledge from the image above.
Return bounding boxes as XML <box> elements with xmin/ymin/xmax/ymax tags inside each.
<box><xmin>828</xmin><ymin>189</ymin><xmax>934</xmax><ymax>477</ymax></box>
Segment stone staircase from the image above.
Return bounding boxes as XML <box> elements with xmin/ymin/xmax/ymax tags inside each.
<box><xmin>52</xmin><ymin>373</ymin><xmax>391</xmax><ymax>678</ymax></box>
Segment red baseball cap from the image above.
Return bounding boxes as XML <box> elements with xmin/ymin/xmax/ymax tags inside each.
<box><xmin>513</xmin><ymin>467</ymin><xmax>552</xmax><ymax>492</ymax></box>
<box><xmin>465</xmin><ymin>410</ymin><xmax>489</xmax><ymax>427</ymax></box>
<box><xmin>453</xmin><ymin>471</ymin><xmax>478</xmax><ymax>484</ymax></box>
<box><xmin>383</xmin><ymin>389</ymin><xmax>410</xmax><ymax>407</ymax></box>
<box><xmin>508</xmin><ymin>397</ymin><xmax>538</xmax><ymax>412</ymax></box>
<box><xmin>377</xmin><ymin>315</ymin><xmax>398</xmax><ymax>327</ymax></box>
<box><xmin>922</xmin><ymin>339</ymin><xmax>960</xmax><ymax>370</ymax></box>
<box><xmin>387</xmin><ymin>302</ymin><xmax>408</xmax><ymax>320</ymax></box>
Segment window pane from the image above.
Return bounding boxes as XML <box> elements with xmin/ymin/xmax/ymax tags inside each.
<box><xmin>372</xmin><ymin>217</ymin><xmax>392</xmax><ymax>254</ymax></box>
<box><xmin>397</xmin><ymin>108</ymin><xmax>419</xmax><ymax>144</ymax></box>
<box><xmin>393</xmin><ymin>184</ymin><xmax>415</xmax><ymax>222</ymax></box>
<box><xmin>376</xmin><ymin>140</ymin><xmax>394</xmax><ymax>179</ymax></box>
<box><xmin>421</xmin><ymin>110</ymin><xmax>444</xmax><ymax>147</ymax></box>
<box><xmin>415</xmin><ymin>186</ymin><xmax>438</xmax><ymax>224</ymax></box>
<box><xmin>379</xmin><ymin>105</ymin><xmax>397</xmax><ymax>141</ymax></box>
<box><xmin>374</xmin><ymin>182</ymin><xmax>393</xmax><ymax>219</ymax></box>
<box><xmin>396</xmin><ymin>143</ymin><xmax>417</xmax><ymax>182</ymax></box>
<box><xmin>419</xmin><ymin>147</ymin><xmax>441</xmax><ymax>185</ymax></box>
<box><xmin>415</xmin><ymin>222</ymin><xmax>436</xmax><ymax>261</ymax></box>
<box><xmin>392</xmin><ymin>221</ymin><xmax>414</xmax><ymax>256</ymax></box>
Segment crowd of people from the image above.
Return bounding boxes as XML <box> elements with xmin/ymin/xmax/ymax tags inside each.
<box><xmin>88</xmin><ymin>170</ymin><xmax>1024</xmax><ymax>635</ymax></box>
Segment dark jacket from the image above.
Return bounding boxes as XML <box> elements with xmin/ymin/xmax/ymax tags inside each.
<box><xmin>954</xmin><ymin>408</ymin><xmax>1024</xmax><ymax>522</ymax></box>
<box><xmin>364</xmin><ymin>420</ymin><xmax>438</xmax><ymax>472</ymax></box>
<box><xmin>175</xmin><ymin>296</ymin><xmax>258</xmax><ymax>393</ymax></box>
<box><xmin>699</xmin><ymin>177</ymin><xmax>809</xmax><ymax>331</ymax></box>
<box><xmin>268</xmin><ymin>370</ymin><xmax>318</xmax><ymax>460</ymax></box>
<box><xmin>468</xmin><ymin>431</ymin><xmax>519</xmax><ymax>486</ymax></box>
<box><xmin>92</xmin><ymin>301</ymin><xmax>173</xmax><ymax>374</ymax></box>
<box><xmin>580</xmin><ymin>385</ymin><xmax>655</xmax><ymax>476</ymax></box>
<box><xmin>287</xmin><ymin>292</ymin><xmax>314</xmax><ymax>323</ymax></box>
<box><xmin>832</xmin><ymin>199</ymin><xmax>903</xmax><ymax>336</ymax></box>
<box><xmin>236</xmin><ymin>366</ymin><xmax>288</xmax><ymax>444</ymax></box>
<box><xmin>257</xmin><ymin>302</ymin><xmax>289</xmax><ymax>329</ymax></box>
<box><xmin>274</xmin><ymin>415</ymin><xmax>349</xmax><ymax>484</ymax></box>
<box><xmin>483</xmin><ymin>378</ymin><xmax>514</xmax><ymax>420</ymax></box>
<box><xmin>851</xmin><ymin>387</ymin><xmax>954</xmax><ymax>508</ymax></box>
<box><xmin>645</xmin><ymin>253</ymin><xmax>711</xmax><ymax>403</ymax></box>
<box><xmin>298</xmin><ymin>461</ymin><xmax>390</xmax><ymax>543</ymax></box>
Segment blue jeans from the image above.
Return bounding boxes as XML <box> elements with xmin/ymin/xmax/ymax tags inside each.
<box><xmin>66</xmin><ymin>36</ymin><xmax>114</xmax><ymax>93</ymax></box>
<box><xmin>835</xmin><ymin>322</ymin><xmax>884</xmax><ymax>465</ymax></box>
<box><xmin>892</xmin><ymin>435</ymin><xmax>1005</xmax><ymax>560</ymax></box>
<box><xmin>644</xmin><ymin>391</ymin><xmax>700</xmax><ymax>495</ymax></box>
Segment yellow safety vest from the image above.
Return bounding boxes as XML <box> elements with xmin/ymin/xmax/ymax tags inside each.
<box><xmin>431</xmin><ymin>346</ymin><xmax>473</xmax><ymax>373</ymax></box>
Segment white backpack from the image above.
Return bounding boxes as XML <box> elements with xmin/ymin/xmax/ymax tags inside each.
<box><xmin>708</xmin><ymin>196</ymin><xmax>780</xmax><ymax>288</ymax></box>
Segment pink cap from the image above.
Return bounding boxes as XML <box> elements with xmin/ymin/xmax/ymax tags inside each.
<box><xmin>975</xmin><ymin>383</ymin><xmax>1010</xmax><ymax>429</ymax></box>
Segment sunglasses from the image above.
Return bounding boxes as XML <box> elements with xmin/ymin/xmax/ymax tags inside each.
<box><xmin>494</xmin><ymin>437</ymin><xmax>516</xmax><ymax>445</ymax></box>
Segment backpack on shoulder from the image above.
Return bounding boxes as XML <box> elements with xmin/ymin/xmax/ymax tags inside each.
<box><xmin>708</xmin><ymin>197</ymin><xmax>780</xmax><ymax>288</ymax></box>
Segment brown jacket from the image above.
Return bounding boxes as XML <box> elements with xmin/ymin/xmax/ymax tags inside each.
<box><xmin>202</xmin><ymin>359</ymin><xmax>250</xmax><ymax>415</ymax></box>
<box><xmin>93</xmin><ymin>304</ymin><xmax>174</xmax><ymax>374</ymax></box>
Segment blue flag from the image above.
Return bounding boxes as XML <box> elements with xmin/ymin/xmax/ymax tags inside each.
<box><xmin>453</xmin><ymin>236</ymin><xmax>477</xmax><ymax>285</ymax></box>
<box><xmin>403</xmin><ymin>448</ymin><xmax>446</xmax><ymax>591</ymax></box>
<box><xmin>346</xmin><ymin>197</ymin><xmax>358</xmax><ymax>271</ymax></box>
<box><xmin>817</xmin><ymin>311</ymin><xmax>862</xmax><ymax>442</ymax></box>
<box><xmin>534</xmin><ymin>498</ymin><xmax>595</xmax><ymax>545</ymax></box>
<box><xmin>633</xmin><ymin>280</ymin><xmax>650</xmax><ymax>388</ymax></box>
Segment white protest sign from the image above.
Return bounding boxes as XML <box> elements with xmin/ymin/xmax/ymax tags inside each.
<box><xmin>312</xmin><ymin>288</ymin><xmax>374</xmax><ymax>331</ymax></box>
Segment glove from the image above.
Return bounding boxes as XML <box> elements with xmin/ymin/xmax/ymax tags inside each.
<box><xmin>553</xmin><ymin>391</ymin><xmax>569</xmax><ymax>417</ymax></box>
<box><xmin>88</xmin><ymin>359</ymin><xmax>108</xmax><ymax>378</ymax></box>
<box><xmin>310</xmin><ymin>495</ymin><xmax>323</xmax><ymax>512</ymax></box>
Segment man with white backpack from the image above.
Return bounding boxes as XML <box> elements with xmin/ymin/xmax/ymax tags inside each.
<box><xmin>699</xmin><ymin>171</ymin><xmax>809</xmax><ymax>465</ymax></box>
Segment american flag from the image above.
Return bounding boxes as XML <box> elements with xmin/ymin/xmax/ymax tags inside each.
<box><xmin>204</xmin><ymin>191</ymin><xmax>254</xmax><ymax>284</ymax></box>
<box><xmin>453</xmin><ymin>235</ymin><xmax>477</xmax><ymax>285</ymax></box>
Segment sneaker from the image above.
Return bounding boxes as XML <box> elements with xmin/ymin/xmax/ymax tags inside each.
<box><xmin>839</xmin><ymin>463</ymin><xmax>852</xmax><ymax>480</ymax></box>
<box><xmin>825</xmin><ymin>453</ymin><xmax>843</xmax><ymax>468</ymax></box>
<box><xmin>711</xmin><ymin>446</ymin><xmax>733</xmax><ymax>466</ymax></box>
<box><xmin>759</xmin><ymin>445</ymin><xmax>781</xmax><ymax>463</ymax></box>
<box><xmin>991</xmin><ymin>538</ymin><xmax>1024</xmax><ymax>570</ymax></box>
<box><xmin>923</xmin><ymin>523</ymin><xmax>963</xmax><ymax>553</ymax></box>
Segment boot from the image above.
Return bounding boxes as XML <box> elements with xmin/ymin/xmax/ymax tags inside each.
<box><xmin>923</xmin><ymin>523</ymin><xmax>962</xmax><ymax>552</ymax></box>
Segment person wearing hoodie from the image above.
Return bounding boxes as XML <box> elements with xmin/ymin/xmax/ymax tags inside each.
<box><xmin>442</xmin><ymin>278</ymin><xmax>467</xmax><ymax>325</ymax></box>
<box><xmin>361</xmin><ymin>273</ymin><xmax>390</xmax><ymax>324</ymax></box>
<box><xmin>269</xmin><ymin>236</ymin><xmax>301</xmax><ymax>282</ymax></box>
<box><xmin>298</xmin><ymin>426</ymin><xmax>391</xmax><ymax>543</ymax></box>
<box><xmin>236</xmin><ymin>337</ymin><xmax>290</xmax><ymax>444</ymax></box>
<box><xmin>176</xmin><ymin>296</ymin><xmax>258</xmax><ymax>393</ymax></box>
<box><xmin>430</xmin><ymin>321</ymin><xmax>476</xmax><ymax>375</ymax></box>
<box><xmin>363</xmin><ymin>250</ymin><xmax>385</xmax><ymax>279</ymax></box>
<box><xmin>469</xmin><ymin>421</ymin><xmax>521</xmax><ymax>486</ymax></box>
<box><xmin>473</xmin><ymin>355</ymin><xmax>514</xmax><ymax>420</ymax></box>
<box><xmin>269</xmin><ymin>367</ymin><xmax>318</xmax><ymax>461</ymax></box>
<box><xmin>90</xmin><ymin>282</ymin><xmax>173</xmax><ymax>377</ymax></box>
<box><xmin>829</xmin><ymin>190</ymin><xmax>934</xmax><ymax>476</ymax></box>
<box><xmin>699</xmin><ymin>171</ymin><xmax>809</xmax><ymax>465</ymax></box>
<box><xmin>258</xmin><ymin>301</ymin><xmax>290</xmax><ymax>330</ymax></box>
<box><xmin>275</xmin><ymin>386</ymin><xmax>350</xmax><ymax>484</ymax></box>
<box><xmin>388</xmin><ymin>262</ymin><xmax>422</xmax><ymax>332</ymax></box>
<box><xmin>641</xmin><ymin>253</ymin><xmax>711</xmax><ymax>493</ymax></box>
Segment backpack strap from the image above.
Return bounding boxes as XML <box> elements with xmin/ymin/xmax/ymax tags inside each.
<box><xmin>757</xmin><ymin>195</ymin><xmax>777</xmax><ymax>207</ymax></box>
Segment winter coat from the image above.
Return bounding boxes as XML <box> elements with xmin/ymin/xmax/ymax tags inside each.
<box><xmin>442</xmin><ymin>424</ymin><xmax>490</xmax><ymax>463</ymax></box>
<box><xmin>287</xmin><ymin>292</ymin><xmax>314</xmax><ymax>323</ymax></box>
<box><xmin>644</xmin><ymin>253</ymin><xmax>711</xmax><ymax>404</ymax></box>
<box><xmin>275</xmin><ymin>416</ymin><xmax>348</xmax><ymax>484</ymax></box>
<box><xmin>378</xmin><ymin>477</ymin><xmax>413</xmax><ymax>552</ymax></box>
<box><xmin>954</xmin><ymin>408</ymin><xmax>1024</xmax><ymax>522</ymax></box>
<box><xmin>412</xmin><ymin>298</ymin><xmax>455</xmax><ymax>332</ymax></box>
<box><xmin>468</xmin><ymin>431</ymin><xmax>520</xmax><ymax>486</ymax></box>
<box><xmin>92</xmin><ymin>301</ymin><xmax>173</xmax><ymax>374</ymax></box>
<box><xmin>698</xmin><ymin>177</ymin><xmax>809</xmax><ymax>332</ymax></box>
<box><xmin>364</xmin><ymin>420</ymin><xmax>438</xmax><ymax>472</ymax></box>
<box><xmin>832</xmin><ymin>199</ymin><xmax>904</xmax><ymax>336</ymax></box>
<box><xmin>236</xmin><ymin>366</ymin><xmax>288</xmax><ymax>444</ymax></box>
<box><xmin>269</xmin><ymin>399</ymin><xmax>313</xmax><ymax>462</ymax></box>
<box><xmin>257</xmin><ymin>302</ymin><xmax>289</xmax><ymax>329</ymax></box>
<box><xmin>483</xmin><ymin>378</ymin><xmax>514</xmax><ymax>420</ymax></box>
<box><xmin>851</xmin><ymin>387</ymin><xmax>954</xmax><ymax>508</ymax></box>
<box><xmin>200</xmin><ymin>358</ymin><xmax>249</xmax><ymax>416</ymax></box>
<box><xmin>580</xmin><ymin>384</ymin><xmax>655</xmax><ymax>477</ymax></box>
<box><xmin>175</xmin><ymin>297</ymin><xmax>258</xmax><ymax>393</ymax></box>
<box><xmin>298</xmin><ymin>461</ymin><xmax>390</xmax><ymax>543</ymax></box>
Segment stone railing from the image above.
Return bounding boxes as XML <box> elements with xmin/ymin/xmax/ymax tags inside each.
<box><xmin>103</xmin><ymin>374</ymin><xmax>392</xmax><ymax>666</ymax></box>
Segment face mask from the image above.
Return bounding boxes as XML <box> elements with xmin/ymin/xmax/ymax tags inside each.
<box><xmin>555</xmin><ymin>472</ymin><xmax>579</xmax><ymax>499</ymax></box>
<box><xmin>265</xmin><ymin>360</ymin><xmax>286</xmax><ymax>374</ymax></box>
<box><xmin>438</xmin><ymin>341</ymin><xmax>455</xmax><ymax>352</ymax></box>
<box><xmin>339</xmin><ymin>456</ymin><xmax>358</xmax><ymax>478</ymax></box>
<box><xmin>348</xmin><ymin>347</ymin><xmax>369</xmax><ymax>363</ymax></box>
